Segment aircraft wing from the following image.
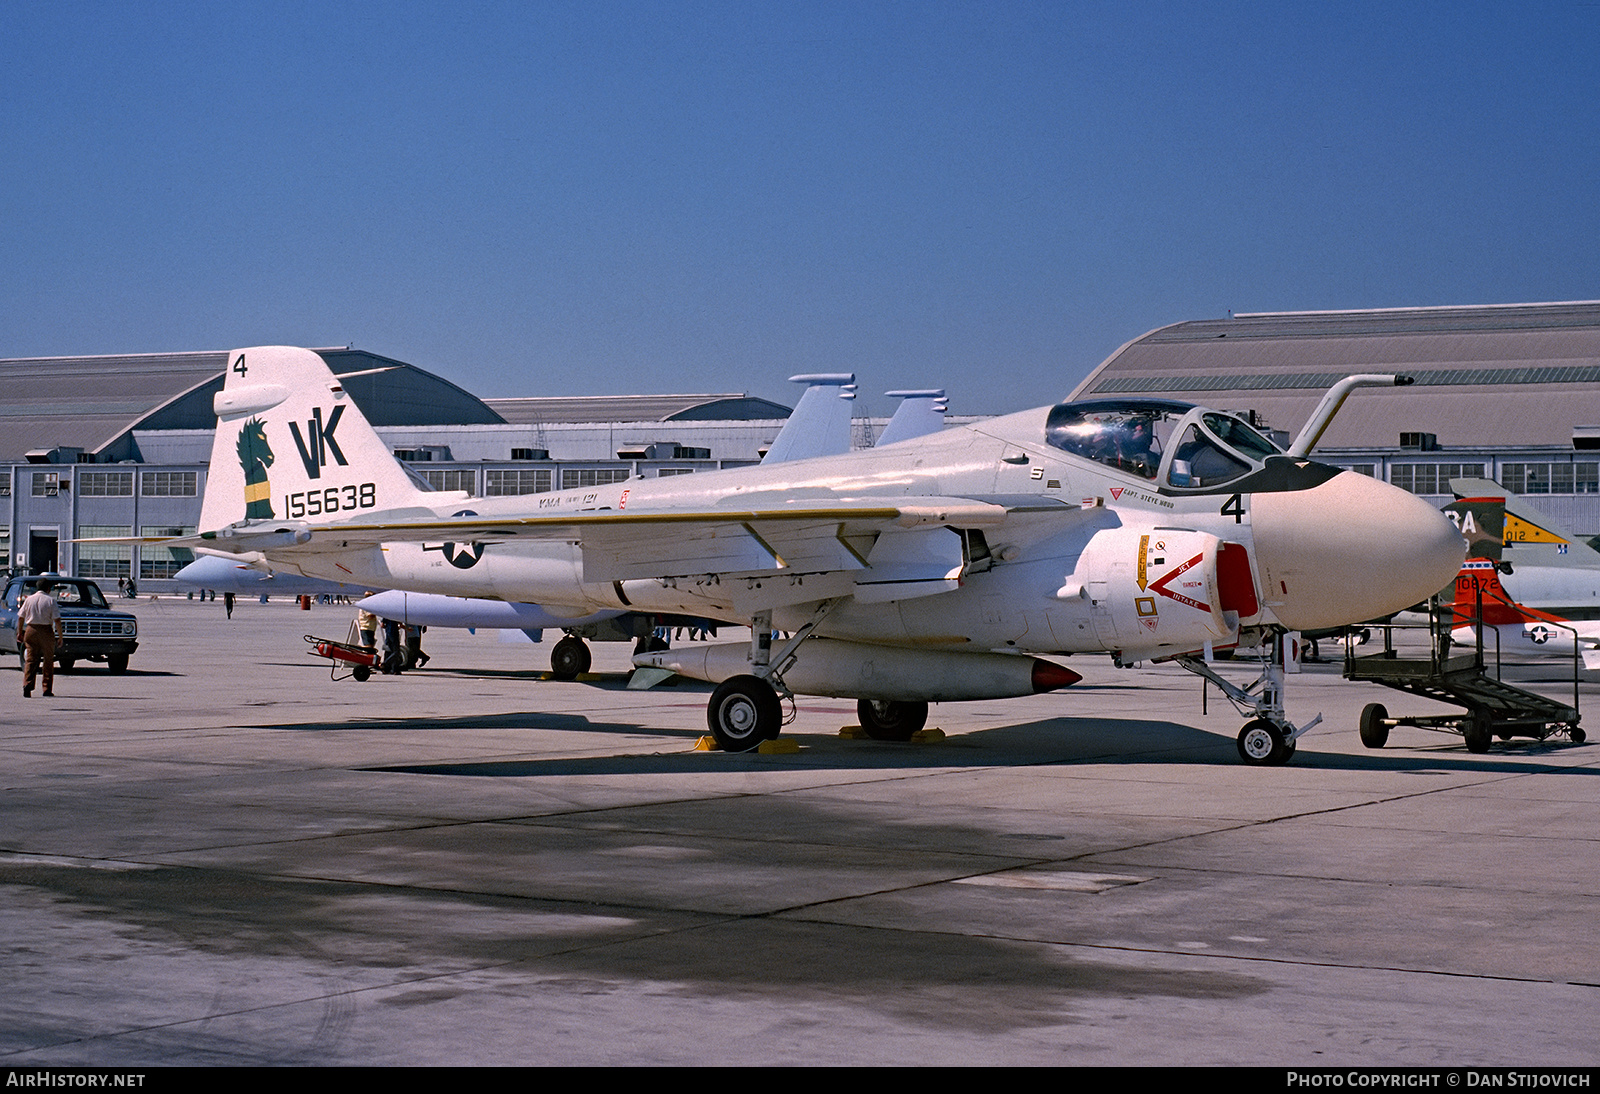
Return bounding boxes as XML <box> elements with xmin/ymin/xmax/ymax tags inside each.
<box><xmin>157</xmin><ymin>495</ymin><xmax>1056</xmax><ymax>606</ymax></box>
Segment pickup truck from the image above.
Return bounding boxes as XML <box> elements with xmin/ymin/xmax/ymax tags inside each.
<box><xmin>2</xmin><ymin>575</ymin><xmax>139</xmax><ymax>673</ymax></box>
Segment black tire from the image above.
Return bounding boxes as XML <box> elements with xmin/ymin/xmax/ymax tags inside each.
<box><xmin>856</xmin><ymin>699</ymin><xmax>929</xmax><ymax>741</ymax></box>
<box><xmin>1463</xmin><ymin>710</ymin><xmax>1493</xmax><ymax>754</ymax></box>
<box><xmin>550</xmin><ymin>636</ymin><xmax>591</xmax><ymax>680</ymax></box>
<box><xmin>57</xmin><ymin>657</ymin><xmax>75</xmax><ymax>673</ymax></box>
<box><xmin>1237</xmin><ymin>719</ymin><xmax>1292</xmax><ymax>765</ymax></box>
<box><xmin>706</xmin><ymin>675</ymin><xmax>782</xmax><ymax>752</ymax></box>
<box><xmin>352</xmin><ymin>665</ymin><xmax>371</xmax><ymax>682</ymax></box>
<box><xmin>1358</xmin><ymin>702</ymin><xmax>1389</xmax><ymax>749</ymax></box>
<box><xmin>106</xmin><ymin>653</ymin><xmax>128</xmax><ymax>674</ymax></box>
<box><xmin>1570</xmin><ymin>727</ymin><xmax>1587</xmax><ymax>745</ymax></box>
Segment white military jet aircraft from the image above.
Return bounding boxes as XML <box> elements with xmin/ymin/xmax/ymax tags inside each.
<box><xmin>143</xmin><ymin>347</ymin><xmax>1464</xmax><ymax>764</ymax></box>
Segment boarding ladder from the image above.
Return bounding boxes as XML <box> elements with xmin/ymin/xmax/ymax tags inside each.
<box><xmin>1342</xmin><ymin>590</ymin><xmax>1584</xmax><ymax>752</ymax></box>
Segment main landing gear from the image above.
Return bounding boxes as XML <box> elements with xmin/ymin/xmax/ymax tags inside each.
<box><xmin>702</xmin><ymin>601</ymin><xmax>841</xmax><ymax>752</ymax></box>
<box><xmin>856</xmin><ymin>699</ymin><xmax>929</xmax><ymax>742</ymax></box>
<box><xmin>549</xmin><ymin>635</ymin><xmax>591</xmax><ymax>679</ymax></box>
<box><xmin>1175</xmin><ymin>631</ymin><xmax>1322</xmax><ymax>766</ymax></box>
<box><xmin>706</xmin><ymin>675</ymin><xmax>784</xmax><ymax>751</ymax></box>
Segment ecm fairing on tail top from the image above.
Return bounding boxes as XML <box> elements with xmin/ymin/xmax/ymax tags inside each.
<box><xmin>143</xmin><ymin>347</ymin><xmax>1463</xmax><ymax>764</ymax></box>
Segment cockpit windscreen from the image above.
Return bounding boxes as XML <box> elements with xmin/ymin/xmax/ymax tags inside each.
<box><xmin>1045</xmin><ymin>399</ymin><xmax>1283</xmax><ymax>492</ymax></box>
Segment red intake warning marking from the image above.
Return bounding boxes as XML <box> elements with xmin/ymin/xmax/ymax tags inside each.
<box><xmin>1149</xmin><ymin>552</ymin><xmax>1209</xmax><ymax>612</ymax></box>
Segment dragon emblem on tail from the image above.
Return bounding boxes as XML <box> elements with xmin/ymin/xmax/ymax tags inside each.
<box><xmin>237</xmin><ymin>417</ymin><xmax>275</xmax><ymax>519</ymax></box>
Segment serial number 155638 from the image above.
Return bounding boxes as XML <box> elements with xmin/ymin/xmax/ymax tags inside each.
<box><xmin>285</xmin><ymin>483</ymin><xmax>377</xmax><ymax>518</ymax></box>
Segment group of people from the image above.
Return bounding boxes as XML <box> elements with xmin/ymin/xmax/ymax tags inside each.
<box><xmin>355</xmin><ymin>608</ymin><xmax>429</xmax><ymax>675</ymax></box>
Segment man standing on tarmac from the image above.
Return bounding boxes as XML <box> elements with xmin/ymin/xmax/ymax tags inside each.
<box><xmin>18</xmin><ymin>579</ymin><xmax>63</xmax><ymax>698</ymax></box>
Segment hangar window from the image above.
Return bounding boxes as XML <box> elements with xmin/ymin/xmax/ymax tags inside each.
<box><xmin>562</xmin><ymin>469</ymin><xmax>632</xmax><ymax>489</ymax></box>
<box><xmin>79</xmin><ymin>471</ymin><xmax>133</xmax><ymax>496</ymax></box>
<box><xmin>1389</xmin><ymin>463</ymin><xmax>1484</xmax><ymax>495</ymax></box>
<box><xmin>422</xmin><ymin>469</ymin><xmax>476</xmax><ymax>495</ymax></box>
<box><xmin>77</xmin><ymin>526</ymin><xmax>131</xmax><ymax>579</ymax></box>
<box><xmin>141</xmin><ymin>471</ymin><xmax>197</xmax><ymax>497</ymax></box>
<box><xmin>1499</xmin><ymin>462</ymin><xmax>1600</xmax><ymax>495</ymax></box>
<box><xmin>32</xmin><ymin>473</ymin><xmax>59</xmax><ymax>497</ymax></box>
<box><xmin>486</xmin><ymin>469</ymin><xmax>552</xmax><ymax>496</ymax></box>
<box><xmin>138</xmin><ymin>526</ymin><xmax>195</xmax><ymax>579</ymax></box>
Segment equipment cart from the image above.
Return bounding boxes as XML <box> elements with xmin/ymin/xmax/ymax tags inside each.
<box><xmin>1345</xmin><ymin>593</ymin><xmax>1584</xmax><ymax>752</ymax></box>
<box><xmin>305</xmin><ymin>620</ymin><xmax>381</xmax><ymax>682</ymax></box>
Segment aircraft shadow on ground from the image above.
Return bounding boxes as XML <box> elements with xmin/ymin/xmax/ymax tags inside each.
<box><xmin>352</xmin><ymin>710</ymin><xmax>1597</xmax><ymax>779</ymax></box>
<box><xmin>257</xmin><ymin>710</ymin><xmax>688</xmax><ymax>738</ymax></box>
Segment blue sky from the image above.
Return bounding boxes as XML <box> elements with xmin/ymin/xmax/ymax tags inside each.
<box><xmin>4</xmin><ymin>1</ymin><xmax>1596</xmax><ymax>415</ymax></box>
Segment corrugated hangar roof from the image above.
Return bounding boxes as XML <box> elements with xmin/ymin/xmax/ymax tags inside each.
<box><xmin>486</xmin><ymin>393</ymin><xmax>792</xmax><ymax>424</ymax></box>
<box><xmin>1070</xmin><ymin>301</ymin><xmax>1600</xmax><ymax>450</ymax></box>
<box><xmin>0</xmin><ymin>349</ymin><xmax>504</xmax><ymax>461</ymax></box>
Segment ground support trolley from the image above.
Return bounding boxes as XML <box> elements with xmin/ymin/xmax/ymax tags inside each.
<box><xmin>305</xmin><ymin>621</ymin><xmax>380</xmax><ymax>683</ymax></box>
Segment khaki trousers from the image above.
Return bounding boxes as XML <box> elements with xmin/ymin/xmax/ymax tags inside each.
<box><xmin>22</xmin><ymin>625</ymin><xmax>56</xmax><ymax>694</ymax></box>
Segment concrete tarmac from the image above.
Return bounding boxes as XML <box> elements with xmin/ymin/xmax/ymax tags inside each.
<box><xmin>2</xmin><ymin>597</ymin><xmax>1596</xmax><ymax>1066</ymax></box>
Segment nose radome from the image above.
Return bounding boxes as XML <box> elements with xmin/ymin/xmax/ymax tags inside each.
<box><xmin>1249</xmin><ymin>471</ymin><xmax>1466</xmax><ymax>632</ymax></box>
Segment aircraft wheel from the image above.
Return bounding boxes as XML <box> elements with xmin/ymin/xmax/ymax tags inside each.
<box><xmin>856</xmin><ymin>699</ymin><xmax>929</xmax><ymax>741</ymax></box>
<box><xmin>107</xmin><ymin>653</ymin><xmax>128</xmax><ymax>674</ymax></box>
<box><xmin>1570</xmin><ymin>727</ymin><xmax>1587</xmax><ymax>744</ymax></box>
<box><xmin>1358</xmin><ymin>703</ymin><xmax>1389</xmax><ymax>749</ymax></box>
<box><xmin>549</xmin><ymin>636</ymin><xmax>591</xmax><ymax>680</ymax></box>
<box><xmin>707</xmin><ymin>675</ymin><xmax>782</xmax><ymax>752</ymax></box>
<box><xmin>1237</xmin><ymin>719</ymin><xmax>1292</xmax><ymax>765</ymax></box>
<box><xmin>1463</xmin><ymin>711</ymin><xmax>1493</xmax><ymax>754</ymax></box>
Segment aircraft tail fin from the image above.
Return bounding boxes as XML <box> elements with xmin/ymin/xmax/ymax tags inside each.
<box><xmin>877</xmin><ymin>389</ymin><xmax>948</xmax><ymax>447</ymax></box>
<box><xmin>1449</xmin><ymin>476</ymin><xmax>1600</xmax><ymax>566</ymax></box>
<box><xmin>199</xmin><ymin>346</ymin><xmax>435</xmax><ymax>532</ymax></box>
<box><xmin>1452</xmin><ymin>558</ymin><xmax>1569</xmax><ymax>628</ymax></box>
<box><xmin>761</xmin><ymin>374</ymin><xmax>856</xmax><ymax>464</ymax></box>
<box><xmin>1441</xmin><ymin>496</ymin><xmax>1505</xmax><ymax>562</ymax></box>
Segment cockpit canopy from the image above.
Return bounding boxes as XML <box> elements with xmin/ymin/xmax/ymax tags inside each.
<box><xmin>1044</xmin><ymin>399</ymin><xmax>1283</xmax><ymax>492</ymax></box>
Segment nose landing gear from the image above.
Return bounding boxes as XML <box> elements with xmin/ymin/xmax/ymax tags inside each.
<box><xmin>1175</xmin><ymin>631</ymin><xmax>1321</xmax><ymax>766</ymax></box>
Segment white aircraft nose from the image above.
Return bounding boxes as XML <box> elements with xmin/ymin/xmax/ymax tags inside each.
<box><xmin>1250</xmin><ymin>471</ymin><xmax>1466</xmax><ymax>632</ymax></box>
